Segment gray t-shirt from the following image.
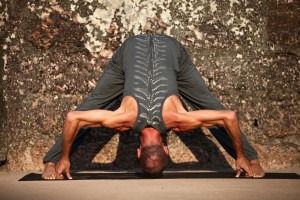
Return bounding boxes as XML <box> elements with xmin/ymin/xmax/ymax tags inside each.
<box><xmin>122</xmin><ymin>34</ymin><xmax>180</xmax><ymax>133</ymax></box>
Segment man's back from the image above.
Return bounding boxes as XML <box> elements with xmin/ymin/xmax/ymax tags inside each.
<box><xmin>121</xmin><ymin>34</ymin><xmax>182</xmax><ymax>133</ymax></box>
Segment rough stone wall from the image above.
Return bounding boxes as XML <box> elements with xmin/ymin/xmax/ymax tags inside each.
<box><xmin>0</xmin><ymin>0</ymin><xmax>299</xmax><ymax>171</ymax></box>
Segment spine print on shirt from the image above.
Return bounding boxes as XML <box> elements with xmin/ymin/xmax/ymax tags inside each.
<box><xmin>132</xmin><ymin>35</ymin><xmax>168</xmax><ymax>131</ymax></box>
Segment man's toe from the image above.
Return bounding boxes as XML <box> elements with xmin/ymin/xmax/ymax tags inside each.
<box><xmin>253</xmin><ymin>173</ymin><xmax>263</xmax><ymax>178</ymax></box>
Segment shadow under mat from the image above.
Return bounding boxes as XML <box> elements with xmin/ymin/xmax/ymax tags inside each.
<box><xmin>19</xmin><ymin>172</ymin><xmax>300</xmax><ymax>181</ymax></box>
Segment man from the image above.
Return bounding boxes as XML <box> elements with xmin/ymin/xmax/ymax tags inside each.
<box><xmin>43</xmin><ymin>34</ymin><xmax>264</xmax><ymax>179</ymax></box>
<box><xmin>56</xmin><ymin>96</ymin><xmax>252</xmax><ymax>178</ymax></box>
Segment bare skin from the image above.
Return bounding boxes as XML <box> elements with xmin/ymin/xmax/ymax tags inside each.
<box><xmin>42</xmin><ymin>156</ymin><xmax>264</xmax><ymax>179</ymax></box>
<box><xmin>42</xmin><ymin>162</ymin><xmax>56</xmax><ymax>180</ymax></box>
<box><xmin>55</xmin><ymin>96</ymin><xmax>137</xmax><ymax>179</ymax></box>
<box><xmin>250</xmin><ymin>159</ymin><xmax>265</xmax><ymax>178</ymax></box>
<box><xmin>137</xmin><ymin>127</ymin><xmax>169</xmax><ymax>158</ymax></box>
<box><xmin>162</xmin><ymin>96</ymin><xmax>253</xmax><ymax>177</ymax></box>
<box><xmin>48</xmin><ymin>95</ymin><xmax>257</xmax><ymax>179</ymax></box>
<box><xmin>42</xmin><ymin>157</ymin><xmax>264</xmax><ymax>179</ymax></box>
<box><xmin>162</xmin><ymin>96</ymin><xmax>264</xmax><ymax>177</ymax></box>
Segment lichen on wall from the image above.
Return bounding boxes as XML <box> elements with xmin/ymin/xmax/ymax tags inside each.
<box><xmin>0</xmin><ymin>0</ymin><xmax>299</xmax><ymax>171</ymax></box>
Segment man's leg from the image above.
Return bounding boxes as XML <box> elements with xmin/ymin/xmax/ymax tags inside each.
<box><xmin>179</xmin><ymin>71</ymin><xmax>258</xmax><ymax>160</ymax></box>
<box><xmin>176</xmin><ymin>44</ymin><xmax>264</xmax><ymax>177</ymax></box>
<box><xmin>43</xmin><ymin>127</ymin><xmax>91</xmax><ymax>164</ymax></box>
<box><xmin>42</xmin><ymin>46</ymin><xmax>125</xmax><ymax>179</ymax></box>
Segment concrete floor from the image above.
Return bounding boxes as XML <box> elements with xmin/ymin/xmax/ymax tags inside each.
<box><xmin>1</xmin><ymin>170</ymin><xmax>300</xmax><ymax>200</ymax></box>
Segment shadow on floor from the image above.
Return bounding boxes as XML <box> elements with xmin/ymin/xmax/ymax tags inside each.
<box><xmin>69</xmin><ymin>126</ymin><xmax>233</xmax><ymax>171</ymax></box>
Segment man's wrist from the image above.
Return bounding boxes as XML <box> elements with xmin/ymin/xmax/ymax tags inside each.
<box><xmin>236</xmin><ymin>149</ymin><xmax>246</xmax><ymax>159</ymax></box>
<box><xmin>60</xmin><ymin>151</ymin><xmax>70</xmax><ymax>160</ymax></box>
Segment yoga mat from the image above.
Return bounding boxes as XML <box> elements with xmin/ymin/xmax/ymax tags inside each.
<box><xmin>19</xmin><ymin>172</ymin><xmax>300</xmax><ymax>181</ymax></box>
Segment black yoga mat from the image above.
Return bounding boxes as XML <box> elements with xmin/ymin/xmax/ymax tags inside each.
<box><xmin>19</xmin><ymin>172</ymin><xmax>300</xmax><ymax>181</ymax></box>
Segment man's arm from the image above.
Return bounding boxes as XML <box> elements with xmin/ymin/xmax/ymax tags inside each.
<box><xmin>172</xmin><ymin>110</ymin><xmax>253</xmax><ymax>177</ymax></box>
<box><xmin>175</xmin><ymin>42</ymin><xmax>259</xmax><ymax>162</ymax></box>
<box><xmin>43</xmin><ymin>41</ymin><xmax>127</xmax><ymax>167</ymax></box>
<box><xmin>55</xmin><ymin>109</ymin><xmax>132</xmax><ymax>179</ymax></box>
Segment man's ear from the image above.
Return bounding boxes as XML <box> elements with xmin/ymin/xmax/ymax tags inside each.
<box><xmin>163</xmin><ymin>145</ymin><xmax>169</xmax><ymax>155</ymax></box>
<box><xmin>137</xmin><ymin>148</ymin><xmax>141</xmax><ymax>159</ymax></box>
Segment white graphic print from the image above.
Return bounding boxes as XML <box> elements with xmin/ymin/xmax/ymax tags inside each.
<box><xmin>132</xmin><ymin>35</ymin><xmax>168</xmax><ymax>130</ymax></box>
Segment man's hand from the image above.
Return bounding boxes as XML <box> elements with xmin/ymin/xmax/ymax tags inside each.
<box><xmin>55</xmin><ymin>158</ymin><xmax>72</xmax><ymax>179</ymax></box>
<box><xmin>235</xmin><ymin>156</ymin><xmax>253</xmax><ymax>178</ymax></box>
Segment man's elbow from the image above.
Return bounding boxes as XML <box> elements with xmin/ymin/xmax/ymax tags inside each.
<box><xmin>166</xmin><ymin>112</ymin><xmax>182</xmax><ymax>131</ymax></box>
<box><xmin>225</xmin><ymin>110</ymin><xmax>238</xmax><ymax>123</ymax></box>
<box><xmin>65</xmin><ymin>111</ymin><xmax>77</xmax><ymax>123</ymax></box>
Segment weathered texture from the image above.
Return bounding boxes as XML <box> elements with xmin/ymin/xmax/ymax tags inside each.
<box><xmin>0</xmin><ymin>0</ymin><xmax>299</xmax><ymax>171</ymax></box>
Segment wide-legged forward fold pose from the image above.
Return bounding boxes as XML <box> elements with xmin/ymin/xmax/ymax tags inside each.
<box><xmin>43</xmin><ymin>34</ymin><xmax>264</xmax><ymax>179</ymax></box>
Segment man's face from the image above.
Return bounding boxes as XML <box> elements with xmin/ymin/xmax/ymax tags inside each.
<box><xmin>138</xmin><ymin>127</ymin><xmax>169</xmax><ymax>158</ymax></box>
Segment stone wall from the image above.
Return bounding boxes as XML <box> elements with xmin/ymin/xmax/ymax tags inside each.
<box><xmin>0</xmin><ymin>0</ymin><xmax>299</xmax><ymax>171</ymax></box>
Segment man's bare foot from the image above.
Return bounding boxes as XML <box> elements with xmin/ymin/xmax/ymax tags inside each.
<box><xmin>42</xmin><ymin>162</ymin><xmax>56</xmax><ymax>180</ymax></box>
<box><xmin>250</xmin><ymin>159</ymin><xmax>265</xmax><ymax>178</ymax></box>
<box><xmin>42</xmin><ymin>162</ymin><xmax>65</xmax><ymax>180</ymax></box>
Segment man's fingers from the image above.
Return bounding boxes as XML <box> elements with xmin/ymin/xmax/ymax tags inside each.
<box><xmin>235</xmin><ymin>169</ymin><xmax>242</xmax><ymax>178</ymax></box>
<box><xmin>66</xmin><ymin>170</ymin><xmax>73</xmax><ymax>180</ymax></box>
<box><xmin>55</xmin><ymin>172</ymin><xmax>62</xmax><ymax>179</ymax></box>
<box><xmin>54</xmin><ymin>160</ymin><xmax>72</xmax><ymax>180</ymax></box>
<box><xmin>55</xmin><ymin>171</ymin><xmax>62</xmax><ymax>178</ymax></box>
<box><xmin>236</xmin><ymin>165</ymin><xmax>254</xmax><ymax>178</ymax></box>
<box><xmin>55</xmin><ymin>174</ymin><xmax>64</xmax><ymax>180</ymax></box>
<box><xmin>55</xmin><ymin>165</ymin><xmax>63</xmax><ymax>175</ymax></box>
<box><xmin>246</xmin><ymin>166</ymin><xmax>253</xmax><ymax>177</ymax></box>
<box><xmin>55</xmin><ymin>166</ymin><xmax>64</xmax><ymax>179</ymax></box>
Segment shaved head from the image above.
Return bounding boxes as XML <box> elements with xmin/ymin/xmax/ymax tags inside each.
<box><xmin>139</xmin><ymin>145</ymin><xmax>168</xmax><ymax>175</ymax></box>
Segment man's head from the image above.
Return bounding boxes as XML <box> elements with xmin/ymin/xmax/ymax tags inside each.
<box><xmin>137</xmin><ymin>127</ymin><xmax>169</xmax><ymax>175</ymax></box>
<box><xmin>137</xmin><ymin>145</ymin><xmax>169</xmax><ymax>175</ymax></box>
